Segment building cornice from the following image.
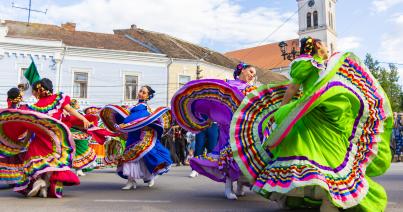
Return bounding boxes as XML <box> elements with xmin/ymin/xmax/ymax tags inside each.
<box><xmin>298</xmin><ymin>25</ymin><xmax>337</xmax><ymax>36</ymax></box>
<box><xmin>0</xmin><ymin>39</ymin><xmax>169</xmax><ymax>64</ymax></box>
<box><xmin>0</xmin><ymin>36</ymin><xmax>63</xmax><ymax>47</ymax></box>
<box><xmin>65</xmin><ymin>46</ymin><xmax>168</xmax><ymax>64</ymax></box>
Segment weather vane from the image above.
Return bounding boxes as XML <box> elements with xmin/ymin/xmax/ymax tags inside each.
<box><xmin>12</xmin><ymin>0</ymin><xmax>48</xmax><ymax>26</ymax></box>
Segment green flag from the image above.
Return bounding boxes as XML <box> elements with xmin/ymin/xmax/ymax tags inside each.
<box><xmin>24</xmin><ymin>61</ymin><xmax>41</xmax><ymax>85</ymax></box>
<box><xmin>19</xmin><ymin>59</ymin><xmax>41</xmax><ymax>98</ymax></box>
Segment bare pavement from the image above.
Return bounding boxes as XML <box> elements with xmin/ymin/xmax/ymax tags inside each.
<box><xmin>0</xmin><ymin>163</ymin><xmax>402</xmax><ymax>212</ymax></box>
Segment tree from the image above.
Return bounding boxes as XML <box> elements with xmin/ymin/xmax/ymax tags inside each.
<box><xmin>364</xmin><ymin>53</ymin><xmax>381</xmax><ymax>79</ymax></box>
<box><xmin>364</xmin><ymin>54</ymin><xmax>402</xmax><ymax>112</ymax></box>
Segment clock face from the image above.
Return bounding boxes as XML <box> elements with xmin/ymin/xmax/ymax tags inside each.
<box><xmin>308</xmin><ymin>0</ymin><xmax>315</xmax><ymax>7</ymax></box>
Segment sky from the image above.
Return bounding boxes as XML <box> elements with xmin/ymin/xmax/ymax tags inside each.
<box><xmin>0</xmin><ymin>0</ymin><xmax>402</xmax><ymax>69</ymax></box>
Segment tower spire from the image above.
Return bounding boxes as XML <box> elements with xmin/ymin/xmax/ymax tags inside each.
<box><xmin>296</xmin><ymin>0</ymin><xmax>337</xmax><ymax>53</ymax></box>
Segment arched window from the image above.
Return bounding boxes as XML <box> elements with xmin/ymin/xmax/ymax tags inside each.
<box><xmin>330</xmin><ymin>13</ymin><xmax>334</xmax><ymax>29</ymax></box>
<box><xmin>307</xmin><ymin>12</ymin><xmax>312</xmax><ymax>28</ymax></box>
<box><xmin>330</xmin><ymin>43</ymin><xmax>334</xmax><ymax>54</ymax></box>
<box><xmin>313</xmin><ymin>11</ymin><xmax>318</xmax><ymax>27</ymax></box>
<box><xmin>329</xmin><ymin>12</ymin><xmax>331</xmax><ymax>27</ymax></box>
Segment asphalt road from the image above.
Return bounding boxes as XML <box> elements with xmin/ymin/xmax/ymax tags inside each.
<box><xmin>0</xmin><ymin>163</ymin><xmax>402</xmax><ymax>212</ymax></box>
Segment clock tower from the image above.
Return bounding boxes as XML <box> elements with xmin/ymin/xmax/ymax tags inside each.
<box><xmin>297</xmin><ymin>0</ymin><xmax>337</xmax><ymax>53</ymax></box>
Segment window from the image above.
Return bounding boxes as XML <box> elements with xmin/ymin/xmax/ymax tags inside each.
<box><xmin>313</xmin><ymin>11</ymin><xmax>318</xmax><ymax>27</ymax></box>
<box><xmin>329</xmin><ymin>12</ymin><xmax>333</xmax><ymax>28</ymax></box>
<box><xmin>306</xmin><ymin>12</ymin><xmax>312</xmax><ymax>28</ymax></box>
<box><xmin>330</xmin><ymin>43</ymin><xmax>334</xmax><ymax>54</ymax></box>
<box><xmin>179</xmin><ymin>75</ymin><xmax>191</xmax><ymax>87</ymax></box>
<box><xmin>73</xmin><ymin>72</ymin><xmax>88</xmax><ymax>98</ymax></box>
<box><xmin>124</xmin><ymin>75</ymin><xmax>138</xmax><ymax>101</ymax></box>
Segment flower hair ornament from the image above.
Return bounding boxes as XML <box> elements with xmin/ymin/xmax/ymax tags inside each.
<box><xmin>35</xmin><ymin>83</ymin><xmax>51</xmax><ymax>97</ymax></box>
<box><xmin>303</xmin><ymin>37</ymin><xmax>315</xmax><ymax>55</ymax></box>
<box><xmin>8</xmin><ymin>94</ymin><xmax>23</xmax><ymax>104</ymax></box>
<box><xmin>234</xmin><ymin>62</ymin><xmax>248</xmax><ymax>79</ymax></box>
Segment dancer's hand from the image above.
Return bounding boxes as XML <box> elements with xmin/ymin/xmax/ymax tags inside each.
<box><xmin>82</xmin><ymin>119</ymin><xmax>91</xmax><ymax>129</ymax></box>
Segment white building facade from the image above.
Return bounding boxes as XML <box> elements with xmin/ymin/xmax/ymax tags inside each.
<box><xmin>297</xmin><ymin>0</ymin><xmax>337</xmax><ymax>53</ymax></box>
<box><xmin>0</xmin><ymin>25</ymin><xmax>169</xmax><ymax>108</ymax></box>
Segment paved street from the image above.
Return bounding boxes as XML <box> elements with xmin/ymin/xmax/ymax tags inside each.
<box><xmin>0</xmin><ymin>163</ymin><xmax>402</xmax><ymax>212</ymax></box>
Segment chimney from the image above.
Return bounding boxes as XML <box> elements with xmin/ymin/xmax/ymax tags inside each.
<box><xmin>130</xmin><ymin>24</ymin><xmax>137</xmax><ymax>30</ymax></box>
<box><xmin>61</xmin><ymin>22</ymin><xmax>76</xmax><ymax>31</ymax></box>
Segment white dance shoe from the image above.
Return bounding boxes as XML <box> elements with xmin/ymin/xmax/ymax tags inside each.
<box><xmin>148</xmin><ymin>179</ymin><xmax>155</xmax><ymax>187</ymax></box>
<box><xmin>39</xmin><ymin>187</ymin><xmax>47</xmax><ymax>198</ymax></box>
<box><xmin>121</xmin><ymin>180</ymin><xmax>136</xmax><ymax>190</ymax></box>
<box><xmin>189</xmin><ymin>170</ymin><xmax>199</xmax><ymax>178</ymax></box>
<box><xmin>225</xmin><ymin>178</ymin><xmax>237</xmax><ymax>200</ymax></box>
<box><xmin>77</xmin><ymin>170</ymin><xmax>86</xmax><ymax>176</ymax></box>
<box><xmin>27</xmin><ymin>178</ymin><xmax>46</xmax><ymax>197</ymax></box>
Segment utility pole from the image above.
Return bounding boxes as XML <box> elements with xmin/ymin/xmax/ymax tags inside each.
<box><xmin>196</xmin><ymin>51</ymin><xmax>211</xmax><ymax>80</ymax></box>
<box><xmin>196</xmin><ymin>64</ymin><xmax>202</xmax><ymax>80</ymax></box>
<box><xmin>12</xmin><ymin>0</ymin><xmax>48</xmax><ymax>26</ymax></box>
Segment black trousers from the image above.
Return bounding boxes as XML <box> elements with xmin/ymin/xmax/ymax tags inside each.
<box><xmin>175</xmin><ymin>138</ymin><xmax>187</xmax><ymax>164</ymax></box>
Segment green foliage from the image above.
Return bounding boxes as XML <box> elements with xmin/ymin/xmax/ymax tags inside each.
<box><xmin>364</xmin><ymin>54</ymin><xmax>402</xmax><ymax>112</ymax></box>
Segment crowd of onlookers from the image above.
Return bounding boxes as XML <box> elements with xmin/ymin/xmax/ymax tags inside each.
<box><xmin>161</xmin><ymin>125</ymin><xmax>195</xmax><ymax>166</ymax></box>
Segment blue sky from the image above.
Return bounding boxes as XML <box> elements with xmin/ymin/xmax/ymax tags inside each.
<box><xmin>1</xmin><ymin>0</ymin><xmax>403</xmax><ymax>67</ymax></box>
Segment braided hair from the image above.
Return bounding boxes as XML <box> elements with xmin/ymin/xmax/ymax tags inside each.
<box><xmin>7</xmin><ymin>87</ymin><xmax>23</xmax><ymax>107</ymax></box>
<box><xmin>32</xmin><ymin>78</ymin><xmax>53</xmax><ymax>98</ymax></box>
<box><xmin>233</xmin><ymin>62</ymin><xmax>252</xmax><ymax>79</ymax></box>
<box><xmin>300</xmin><ymin>37</ymin><xmax>321</xmax><ymax>56</ymax></box>
<box><xmin>142</xmin><ymin>85</ymin><xmax>156</xmax><ymax>100</ymax></box>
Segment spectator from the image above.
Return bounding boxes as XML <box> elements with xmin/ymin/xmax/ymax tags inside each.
<box><xmin>186</xmin><ymin>131</ymin><xmax>196</xmax><ymax>163</ymax></box>
<box><xmin>162</xmin><ymin>127</ymin><xmax>179</xmax><ymax>164</ymax></box>
<box><xmin>174</xmin><ymin>126</ymin><xmax>187</xmax><ymax>166</ymax></box>
<box><xmin>396</xmin><ymin>113</ymin><xmax>403</xmax><ymax>161</ymax></box>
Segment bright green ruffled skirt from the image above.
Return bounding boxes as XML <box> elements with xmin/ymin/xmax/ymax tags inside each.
<box><xmin>231</xmin><ymin>52</ymin><xmax>392</xmax><ymax>211</ymax></box>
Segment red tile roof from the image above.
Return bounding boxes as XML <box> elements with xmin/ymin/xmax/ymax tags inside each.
<box><xmin>3</xmin><ymin>20</ymin><xmax>151</xmax><ymax>52</ymax></box>
<box><xmin>225</xmin><ymin>39</ymin><xmax>299</xmax><ymax>70</ymax></box>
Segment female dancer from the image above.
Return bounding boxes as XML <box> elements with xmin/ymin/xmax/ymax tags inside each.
<box><xmin>171</xmin><ymin>63</ymin><xmax>256</xmax><ymax>199</ymax></box>
<box><xmin>63</xmin><ymin>101</ymin><xmax>97</xmax><ymax>177</ymax></box>
<box><xmin>22</xmin><ymin>78</ymin><xmax>90</xmax><ymax>197</ymax></box>
<box><xmin>231</xmin><ymin>37</ymin><xmax>392</xmax><ymax>211</ymax></box>
<box><xmin>101</xmin><ymin>85</ymin><xmax>172</xmax><ymax>189</ymax></box>
<box><xmin>0</xmin><ymin>88</ymin><xmax>27</xmax><ymax>187</ymax></box>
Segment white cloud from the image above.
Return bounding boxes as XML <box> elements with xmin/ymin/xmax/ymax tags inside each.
<box><xmin>378</xmin><ymin>12</ymin><xmax>403</xmax><ymax>62</ymax></box>
<box><xmin>337</xmin><ymin>36</ymin><xmax>362</xmax><ymax>51</ymax></box>
<box><xmin>0</xmin><ymin>0</ymin><xmax>298</xmax><ymax>52</ymax></box>
<box><xmin>392</xmin><ymin>13</ymin><xmax>403</xmax><ymax>24</ymax></box>
<box><xmin>376</xmin><ymin>12</ymin><xmax>403</xmax><ymax>85</ymax></box>
<box><xmin>372</xmin><ymin>0</ymin><xmax>403</xmax><ymax>13</ymax></box>
<box><xmin>378</xmin><ymin>34</ymin><xmax>403</xmax><ymax>62</ymax></box>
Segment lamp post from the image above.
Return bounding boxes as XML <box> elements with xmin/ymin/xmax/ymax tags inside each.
<box><xmin>279</xmin><ymin>41</ymin><xmax>299</xmax><ymax>61</ymax></box>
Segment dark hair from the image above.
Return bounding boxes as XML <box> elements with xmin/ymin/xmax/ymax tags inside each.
<box><xmin>7</xmin><ymin>87</ymin><xmax>21</xmax><ymax>99</ymax></box>
<box><xmin>40</xmin><ymin>78</ymin><xmax>53</xmax><ymax>93</ymax></box>
<box><xmin>32</xmin><ymin>78</ymin><xmax>53</xmax><ymax>97</ymax></box>
<box><xmin>233</xmin><ymin>62</ymin><xmax>252</xmax><ymax>79</ymax></box>
<box><xmin>142</xmin><ymin>85</ymin><xmax>155</xmax><ymax>100</ymax></box>
<box><xmin>300</xmin><ymin>37</ymin><xmax>322</xmax><ymax>56</ymax></box>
